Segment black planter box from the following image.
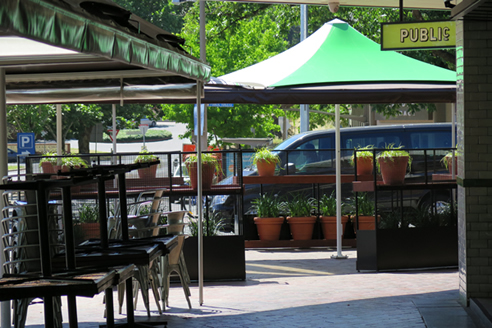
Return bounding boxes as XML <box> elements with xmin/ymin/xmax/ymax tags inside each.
<box><xmin>357</xmin><ymin>226</ymin><xmax>458</xmax><ymax>271</ymax></box>
<box><xmin>183</xmin><ymin>235</ymin><xmax>246</xmax><ymax>281</ymax></box>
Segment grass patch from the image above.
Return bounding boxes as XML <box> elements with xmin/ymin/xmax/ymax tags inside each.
<box><xmin>102</xmin><ymin>129</ymin><xmax>172</xmax><ymax>143</ymax></box>
<box><xmin>8</xmin><ymin>164</ymin><xmax>24</xmax><ymax>171</ymax></box>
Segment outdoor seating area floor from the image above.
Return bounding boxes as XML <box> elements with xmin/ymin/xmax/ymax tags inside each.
<box><xmin>21</xmin><ymin>248</ymin><xmax>480</xmax><ymax>327</ymax></box>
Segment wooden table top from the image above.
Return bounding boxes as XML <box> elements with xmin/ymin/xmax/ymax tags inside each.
<box><xmin>0</xmin><ymin>265</ymin><xmax>135</xmax><ymax>301</ymax></box>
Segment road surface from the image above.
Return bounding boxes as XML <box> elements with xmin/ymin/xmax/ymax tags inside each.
<box><xmin>69</xmin><ymin>121</ymin><xmax>189</xmax><ymax>153</ymax></box>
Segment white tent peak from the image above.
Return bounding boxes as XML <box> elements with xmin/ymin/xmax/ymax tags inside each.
<box><xmin>325</xmin><ymin>18</ymin><xmax>348</xmax><ymax>25</ymax></box>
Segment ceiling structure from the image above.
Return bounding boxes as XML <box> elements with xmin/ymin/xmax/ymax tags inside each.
<box><xmin>1</xmin><ymin>0</ymin><xmax>210</xmax><ymax>98</ymax></box>
<box><xmin>451</xmin><ymin>0</ymin><xmax>492</xmax><ymax>20</ymax></box>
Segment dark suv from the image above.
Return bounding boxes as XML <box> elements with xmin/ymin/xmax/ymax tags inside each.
<box><xmin>211</xmin><ymin>123</ymin><xmax>455</xmax><ymax>228</ymax></box>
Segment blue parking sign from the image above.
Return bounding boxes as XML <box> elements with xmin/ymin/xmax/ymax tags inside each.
<box><xmin>17</xmin><ymin>132</ymin><xmax>36</xmax><ymax>155</ymax></box>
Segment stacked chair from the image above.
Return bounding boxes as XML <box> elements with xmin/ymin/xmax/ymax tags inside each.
<box><xmin>114</xmin><ymin>192</ymin><xmax>192</xmax><ymax>314</ymax></box>
<box><xmin>2</xmin><ymin>188</ymin><xmax>64</xmax><ymax>328</ymax></box>
<box><xmin>114</xmin><ymin>189</ymin><xmax>167</xmax><ymax>316</ymax></box>
<box><xmin>159</xmin><ymin>210</ymin><xmax>192</xmax><ymax>310</ymax></box>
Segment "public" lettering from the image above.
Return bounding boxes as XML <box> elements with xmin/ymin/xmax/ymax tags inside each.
<box><xmin>400</xmin><ymin>27</ymin><xmax>450</xmax><ymax>43</ymax></box>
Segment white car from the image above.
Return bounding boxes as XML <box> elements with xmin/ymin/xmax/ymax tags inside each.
<box><xmin>140</xmin><ymin>117</ymin><xmax>157</xmax><ymax>127</ymax></box>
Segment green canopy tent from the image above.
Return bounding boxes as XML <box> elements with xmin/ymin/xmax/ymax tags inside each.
<box><xmin>218</xmin><ymin>18</ymin><xmax>457</xmax><ymax>258</ymax></box>
<box><xmin>220</xmin><ymin>18</ymin><xmax>455</xmax><ymax>92</ymax></box>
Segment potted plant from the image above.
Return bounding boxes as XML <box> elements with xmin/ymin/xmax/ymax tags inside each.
<box><xmin>318</xmin><ymin>191</ymin><xmax>350</xmax><ymax>240</ymax></box>
<box><xmin>134</xmin><ymin>150</ymin><xmax>159</xmax><ymax>179</ymax></box>
<box><xmin>74</xmin><ymin>203</ymin><xmax>99</xmax><ymax>243</ymax></box>
<box><xmin>285</xmin><ymin>193</ymin><xmax>317</xmax><ymax>240</ymax></box>
<box><xmin>441</xmin><ymin>148</ymin><xmax>460</xmax><ymax>175</ymax></box>
<box><xmin>183</xmin><ymin>212</ymin><xmax>245</xmax><ymax>281</ymax></box>
<box><xmin>352</xmin><ymin>146</ymin><xmax>375</xmax><ymax>176</ymax></box>
<box><xmin>39</xmin><ymin>152</ymin><xmax>59</xmax><ymax>173</ymax></box>
<box><xmin>252</xmin><ymin>147</ymin><xmax>280</xmax><ymax>177</ymax></box>
<box><xmin>376</xmin><ymin>144</ymin><xmax>412</xmax><ymax>185</ymax></box>
<box><xmin>185</xmin><ymin>153</ymin><xmax>220</xmax><ymax>190</ymax></box>
<box><xmin>351</xmin><ymin>192</ymin><xmax>377</xmax><ymax>231</ymax></box>
<box><xmin>251</xmin><ymin>193</ymin><xmax>284</xmax><ymax>241</ymax></box>
<box><xmin>61</xmin><ymin>156</ymin><xmax>88</xmax><ymax>170</ymax></box>
<box><xmin>61</xmin><ymin>156</ymin><xmax>89</xmax><ymax>192</ymax></box>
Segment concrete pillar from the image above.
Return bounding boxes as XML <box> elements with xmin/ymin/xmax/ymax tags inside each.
<box><xmin>456</xmin><ymin>19</ymin><xmax>492</xmax><ymax>306</ymax></box>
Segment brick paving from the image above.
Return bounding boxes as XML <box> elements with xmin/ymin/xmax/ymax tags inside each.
<box><xmin>21</xmin><ymin>248</ymin><xmax>478</xmax><ymax>327</ymax></box>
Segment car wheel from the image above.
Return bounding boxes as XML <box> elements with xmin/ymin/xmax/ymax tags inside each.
<box><xmin>151</xmin><ymin>121</ymin><xmax>157</xmax><ymax>127</ymax></box>
<box><xmin>419</xmin><ymin>192</ymin><xmax>454</xmax><ymax>215</ymax></box>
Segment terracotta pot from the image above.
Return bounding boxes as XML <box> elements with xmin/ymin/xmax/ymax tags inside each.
<box><xmin>446</xmin><ymin>156</ymin><xmax>458</xmax><ymax>175</ymax></box>
<box><xmin>320</xmin><ymin>215</ymin><xmax>349</xmax><ymax>240</ymax></box>
<box><xmin>354</xmin><ymin>215</ymin><xmax>378</xmax><ymax>230</ymax></box>
<box><xmin>80</xmin><ymin>222</ymin><xmax>100</xmax><ymax>240</ymax></box>
<box><xmin>187</xmin><ymin>162</ymin><xmax>215</xmax><ymax>190</ymax></box>
<box><xmin>286</xmin><ymin>216</ymin><xmax>317</xmax><ymax>240</ymax></box>
<box><xmin>254</xmin><ymin>217</ymin><xmax>284</xmax><ymax>241</ymax></box>
<box><xmin>378</xmin><ymin>156</ymin><xmax>409</xmax><ymax>185</ymax></box>
<box><xmin>137</xmin><ymin>163</ymin><xmax>158</xmax><ymax>179</ymax></box>
<box><xmin>41</xmin><ymin>161</ymin><xmax>56</xmax><ymax>174</ymax></box>
<box><xmin>356</xmin><ymin>157</ymin><xmax>373</xmax><ymax>175</ymax></box>
<box><xmin>256</xmin><ymin>159</ymin><xmax>276</xmax><ymax>177</ymax></box>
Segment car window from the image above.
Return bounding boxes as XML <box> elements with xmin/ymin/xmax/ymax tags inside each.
<box><xmin>285</xmin><ymin>137</ymin><xmax>334</xmax><ymax>174</ymax></box>
<box><xmin>342</xmin><ymin>132</ymin><xmax>405</xmax><ymax>150</ymax></box>
<box><xmin>408</xmin><ymin>130</ymin><xmax>451</xmax><ymax>149</ymax></box>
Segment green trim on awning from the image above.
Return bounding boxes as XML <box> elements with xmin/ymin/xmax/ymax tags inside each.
<box><xmin>1</xmin><ymin>0</ymin><xmax>211</xmax><ymax>82</ymax></box>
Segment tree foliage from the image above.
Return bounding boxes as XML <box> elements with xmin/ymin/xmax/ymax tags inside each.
<box><xmin>112</xmin><ymin>0</ymin><xmax>188</xmax><ymax>33</ymax></box>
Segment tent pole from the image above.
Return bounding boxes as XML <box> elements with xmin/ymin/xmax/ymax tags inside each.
<box><xmin>368</xmin><ymin>104</ymin><xmax>372</xmax><ymax>126</ymax></box>
<box><xmin>56</xmin><ymin>104</ymin><xmax>62</xmax><ymax>161</ymax></box>
<box><xmin>200</xmin><ymin>0</ymin><xmax>208</xmax><ymax>151</ymax></box>
<box><xmin>197</xmin><ymin>81</ymin><xmax>204</xmax><ymax>306</ymax></box>
<box><xmin>112</xmin><ymin>104</ymin><xmax>117</xmax><ymax>157</ymax></box>
<box><xmin>300</xmin><ymin>5</ymin><xmax>309</xmax><ymax>132</ymax></box>
<box><xmin>0</xmin><ymin>68</ymin><xmax>11</xmax><ymax>328</ymax></box>
<box><xmin>199</xmin><ymin>0</ymin><xmax>206</xmax><ymax>307</ymax></box>
<box><xmin>332</xmin><ymin>104</ymin><xmax>347</xmax><ymax>260</ymax></box>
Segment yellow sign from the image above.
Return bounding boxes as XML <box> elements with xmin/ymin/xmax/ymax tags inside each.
<box><xmin>381</xmin><ymin>21</ymin><xmax>456</xmax><ymax>51</ymax></box>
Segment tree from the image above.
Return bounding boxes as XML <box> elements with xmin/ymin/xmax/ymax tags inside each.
<box><xmin>63</xmin><ymin>104</ymin><xmax>104</xmax><ymax>154</ymax></box>
<box><xmin>7</xmin><ymin>104</ymin><xmax>55</xmax><ymax>140</ymax></box>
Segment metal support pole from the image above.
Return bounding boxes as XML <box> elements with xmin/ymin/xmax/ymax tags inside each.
<box><xmin>56</xmin><ymin>104</ymin><xmax>62</xmax><ymax>161</ymax></box>
<box><xmin>0</xmin><ymin>67</ymin><xmax>11</xmax><ymax>328</ymax></box>
<box><xmin>112</xmin><ymin>104</ymin><xmax>117</xmax><ymax>157</ymax></box>
<box><xmin>300</xmin><ymin>5</ymin><xmax>309</xmax><ymax>132</ymax></box>
<box><xmin>399</xmin><ymin>0</ymin><xmax>404</xmax><ymax>21</ymax></box>
<box><xmin>332</xmin><ymin>104</ymin><xmax>347</xmax><ymax>259</ymax></box>
<box><xmin>197</xmin><ymin>81</ymin><xmax>204</xmax><ymax>306</ymax></box>
<box><xmin>200</xmin><ymin>0</ymin><xmax>208</xmax><ymax>151</ymax></box>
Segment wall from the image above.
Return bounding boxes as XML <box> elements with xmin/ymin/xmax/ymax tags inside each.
<box><xmin>456</xmin><ymin>19</ymin><xmax>492</xmax><ymax>305</ymax></box>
